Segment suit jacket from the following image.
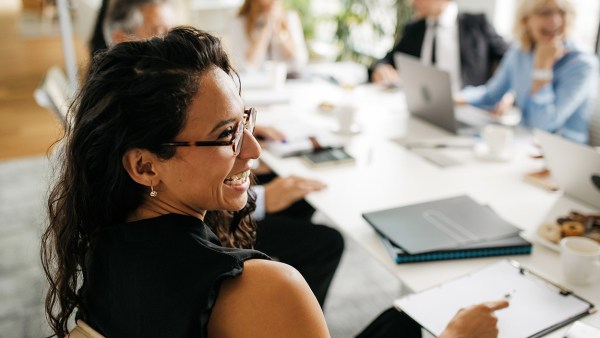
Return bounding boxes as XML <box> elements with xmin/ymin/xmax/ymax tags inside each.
<box><xmin>371</xmin><ymin>13</ymin><xmax>507</xmax><ymax>87</ymax></box>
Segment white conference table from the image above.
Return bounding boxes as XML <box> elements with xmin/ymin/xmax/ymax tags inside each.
<box><xmin>247</xmin><ymin>77</ymin><xmax>600</xmax><ymax>337</ymax></box>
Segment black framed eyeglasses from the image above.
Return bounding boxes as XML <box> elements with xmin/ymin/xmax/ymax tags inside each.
<box><xmin>160</xmin><ymin>107</ymin><xmax>257</xmax><ymax>156</ymax></box>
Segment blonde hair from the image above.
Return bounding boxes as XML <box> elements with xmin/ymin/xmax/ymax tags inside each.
<box><xmin>513</xmin><ymin>0</ymin><xmax>575</xmax><ymax>51</ymax></box>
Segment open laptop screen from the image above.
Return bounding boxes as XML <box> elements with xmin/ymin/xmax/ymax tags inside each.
<box><xmin>535</xmin><ymin>129</ymin><xmax>600</xmax><ymax>209</ymax></box>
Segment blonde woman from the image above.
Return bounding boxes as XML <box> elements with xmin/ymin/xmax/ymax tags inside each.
<box><xmin>458</xmin><ymin>0</ymin><xmax>598</xmax><ymax>143</ymax></box>
<box><xmin>228</xmin><ymin>0</ymin><xmax>308</xmax><ymax>72</ymax></box>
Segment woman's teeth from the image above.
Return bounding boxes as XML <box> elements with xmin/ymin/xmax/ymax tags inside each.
<box><xmin>224</xmin><ymin>170</ymin><xmax>250</xmax><ymax>185</ymax></box>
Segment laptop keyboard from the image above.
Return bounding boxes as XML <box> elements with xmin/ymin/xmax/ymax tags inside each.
<box><xmin>411</xmin><ymin>148</ymin><xmax>461</xmax><ymax>168</ymax></box>
<box><xmin>456</xmin><ymin>120</ymin><xmax>472</xmax><ymax>129</ymax></box>
<box><xmin>455</xmin><ymin>105</ymin><xmax>496</xmax><ymax>128</ymax></box>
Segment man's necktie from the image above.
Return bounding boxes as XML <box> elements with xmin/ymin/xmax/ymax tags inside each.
<box><xmin>431</xmin><ymin>22</ymin><xmax>437</xmax><ymax>65</ymax></box>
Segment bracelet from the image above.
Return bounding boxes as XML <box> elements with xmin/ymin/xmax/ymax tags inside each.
<box><xmin>532</xmin><ymin>68</ymin><xmax>553</xmax><ymax>82</ymax></box>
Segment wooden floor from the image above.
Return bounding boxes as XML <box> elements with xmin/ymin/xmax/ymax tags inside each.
<box><xmin>0</xmin><ymin>8</ymin><xmax>87</xmax><ymax>161</ymax></box>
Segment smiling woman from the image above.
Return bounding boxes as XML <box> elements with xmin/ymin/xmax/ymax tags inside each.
<box><xmin>460</xmin><ymin>0</ymin><xmax>598</xmax><ymax>144</ymax></box>
<box><xmin>41</xmin><ymin>26</ymin><xmax>329</xmax><ymax>338</ymax></box>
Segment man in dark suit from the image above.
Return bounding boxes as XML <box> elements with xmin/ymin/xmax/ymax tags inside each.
<box><xmin>370</xmin><ymin>0</ymin><xmax>507</xmax><ymax>90</ymax></box>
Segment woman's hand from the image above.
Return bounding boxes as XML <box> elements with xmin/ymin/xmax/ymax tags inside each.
<box><xmin>439</xmin><ymin>300</ymin><xmax>509</xmax><ymax>338</ymax></box>
<box><xmin>266</xmin><ymin>0</ymin><xmax>285</xmax><ymax>31</ymax></box>
<box><xmin>534</xmin><ymin>38</ymin><xmax>566</xmax><ymax>69</ymax></box>
<box><xmin>531</xmin><ymin>38</ymin><xmax>565</xmax><ymax>94</ymax></box>
<box><xmin>491</xmin><ymin>92</ymin><xmax>515</xmax><ymax>116</ymax></box>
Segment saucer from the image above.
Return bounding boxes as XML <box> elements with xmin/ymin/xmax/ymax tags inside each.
<box><xmin>497</xmin><ymin>108</ymin><xmax>522</xmax><ymax>126</ymax></box>
<box><xmin>474</xmin><ymin>143</ymin><xmax>512</xmax><ymax>162</ymax></box>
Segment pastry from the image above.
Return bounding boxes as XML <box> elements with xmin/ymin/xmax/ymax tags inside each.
<box><xmin>318</xmin><ymin>101</ymin><xmax>335</xmax><ymax>112</ymax></box>
<box><xmin>537</xmin><ymin>223</ymin><xmax>562</xmax><ymax>243</ymax></box>
<box><xmin>561</xmin><ymin>221</ymin><xmax>585</xmax><ymax>237</ymax></box>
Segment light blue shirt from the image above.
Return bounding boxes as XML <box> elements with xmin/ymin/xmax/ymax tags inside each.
<box><xmin>461</xmin><ymin>41</ymin><xmax>598</xmax><ymax>143</ymax></box>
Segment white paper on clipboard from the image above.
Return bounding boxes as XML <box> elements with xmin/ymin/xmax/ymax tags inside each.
<box><xmin>394</xmin><ymin>260</ymin><xmax>595</xmax><ymax>338</ymax></box>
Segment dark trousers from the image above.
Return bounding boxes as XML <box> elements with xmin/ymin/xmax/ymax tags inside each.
<box><xmin>254</xmin><ymin>173</ymin><xmax>344</xmax><ymax>307</ymax></box>
<box><xmin>255</xmin><ymin>213</ymin><xmax>344</xmax><ymax>307</ymax></box>
<box><xmin>356</xmin><ymin>307</ymin><xmax>422</xmax><ymax>338</ymax></box>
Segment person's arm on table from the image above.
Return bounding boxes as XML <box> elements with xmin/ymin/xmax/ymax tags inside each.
<box><xmin>372</xmin><ymin>64</ymin><xmax>400</xmax><ymax>84</ymax></box>
<box><xmin>265</xmin><ymin>176</ymin><xmax>326</xmax><ymax>213</ymax></box>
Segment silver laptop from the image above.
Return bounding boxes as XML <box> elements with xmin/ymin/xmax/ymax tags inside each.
<box><xmin>535</xmin><ymin>129</ymin><xmax>600</xmax><ymax>209</ymax></box>
<box><xmin>394</xmin><ymin>53</ymin><xmax>494</xmax><ymax>134</ymax></box>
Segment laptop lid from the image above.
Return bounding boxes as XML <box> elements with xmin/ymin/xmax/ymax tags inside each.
<box><xmin>535</xmin><ymin>130</ymin><xmax>600</xmax><ymax>209</ymax></box>
<box><xmin>394</xmin><ymin>53</ymin><xmax>459</xmax><ymax>134</ymax></box>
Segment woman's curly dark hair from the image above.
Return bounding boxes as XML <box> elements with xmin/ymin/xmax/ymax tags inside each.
<box><xmin>41</xmin><ymin>26</ymin><xmax>257</xmax><ymax>337</ymax></box>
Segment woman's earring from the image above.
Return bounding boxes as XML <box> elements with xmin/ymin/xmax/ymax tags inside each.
<box><xmin>150</xmin><ymin>186</ymin><xmax>158</xmax><ymax>197</ymax></box>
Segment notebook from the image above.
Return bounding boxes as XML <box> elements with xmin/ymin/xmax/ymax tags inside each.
<box><xmin>379</xmin><ymin>233</ymin><xmax>531</xmax><ymax>264</ymax></box>
<box><xmin>394</xmin><ymin>52</ymin><xmax>495</xmax><ymax>135</ymax></box>
<box><xmin>362</xmin><ymin>195</ymin><xmax>525</xmax><ymax>255</ymax></box>
<box><xmin>394</xmin><ymin>260</ymin><xmax>595</xmax><ymax>338</ymax></box>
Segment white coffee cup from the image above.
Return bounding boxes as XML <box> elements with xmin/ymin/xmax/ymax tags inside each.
<box><xmin>481</xmin><ymin>124</ymin><xmax>513</xmax><ymax>157</ymax></box>
<box><xmin>335</xmin><ymin>104</ymin><xmax>358</xmax><ymax>134</ymax></box>
<box><xmin>560</xmin><ymin>236</ymin><xmax>600</xmax><ymax>285</ymax></box>
<box><xmin>264</xmin><ymin>61</ymin><xmax>287</xmax><ymax>90</ymax></box>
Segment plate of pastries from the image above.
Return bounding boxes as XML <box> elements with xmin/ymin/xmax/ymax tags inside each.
<box><xmin>537</xmin><ymin>211</ymin><xmax>600</xmax><ymax>249</ymax></box>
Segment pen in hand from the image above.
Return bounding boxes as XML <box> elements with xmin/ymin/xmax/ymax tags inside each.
<box><xmin>503</xmin><ymin>289</ymin><xmax>516</xmax><ymax>300</ymax></box>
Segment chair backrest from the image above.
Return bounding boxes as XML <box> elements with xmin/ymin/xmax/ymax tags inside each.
<box><xmin>589</xmin><ymin>73</ymin><xmax>600</xmax><ymax>147</ymax></box>
<box><xmin>33</xmin><ymin>65</ymin><xmax>73</xmax><ymax>125</ymax></box>
<box><xmin>66</xmin><ymin>320</ymin><xmax>105</xmax><ymax>338</ymax></box>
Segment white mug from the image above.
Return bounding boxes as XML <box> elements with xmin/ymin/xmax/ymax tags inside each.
<box><xmin>335</xmin><ymin>104</ymin><xmax>358</xmax><ymax>134</ymax></box>
<box><xmin>481</xmin><ymin>124</ymin><xmax>513</xmax><ymax>157</ymax></box>
<box><xmin>560</xmin><ymin>236</ymin><xmax>600</xmax><ymax>285</ymax></box>
<box><xmin>264</xmin><ymin>61</ymin><xmax>287</xmax><ymax>90</ymax></box>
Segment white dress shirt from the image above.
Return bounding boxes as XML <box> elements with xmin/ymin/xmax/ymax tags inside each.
<box><xmin>420</xmin><ymin>2</ymin><xmax>462</xmax><ymax>92</ymax></box>
<box><xmin>251</xmin><ymin>185</ymin><xmax>267</xmax><ymax>221</ymax></box>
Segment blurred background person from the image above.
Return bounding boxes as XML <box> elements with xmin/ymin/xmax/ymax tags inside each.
<box><xmin>89</xmin><ymin>0</ymin><xmax>176</xmax><ymax>56</ymax></box>
<box><xmin>369</xmin><ymin>0</ymin><xmax>507</xmax><ymax>92</ymax></box>
<box><xmin>228</xmin><ymin>0</ymin><xmax>308</xmax><ymax>74</ymax></box>
<box><xmin>456</xmin><ymin>0</ymin><xmax>598</xmax><ymax>144</ymax></box>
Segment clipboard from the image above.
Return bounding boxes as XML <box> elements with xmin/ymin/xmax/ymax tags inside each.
<box><xmin>394</xmin><ymin>260</ymin><xmax>595</xmax><ymax>338</ymax></box>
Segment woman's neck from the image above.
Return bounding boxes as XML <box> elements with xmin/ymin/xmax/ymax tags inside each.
<box><xmin>127</xmin><ymin>201</ymin><xmax>206</xmax><ymax>222</ymax></box>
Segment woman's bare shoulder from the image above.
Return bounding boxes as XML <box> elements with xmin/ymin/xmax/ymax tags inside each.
<box><xmin>208</xmin><ymin>259</ymin><xmax>330</xmax><ymax>338</ymax></box>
